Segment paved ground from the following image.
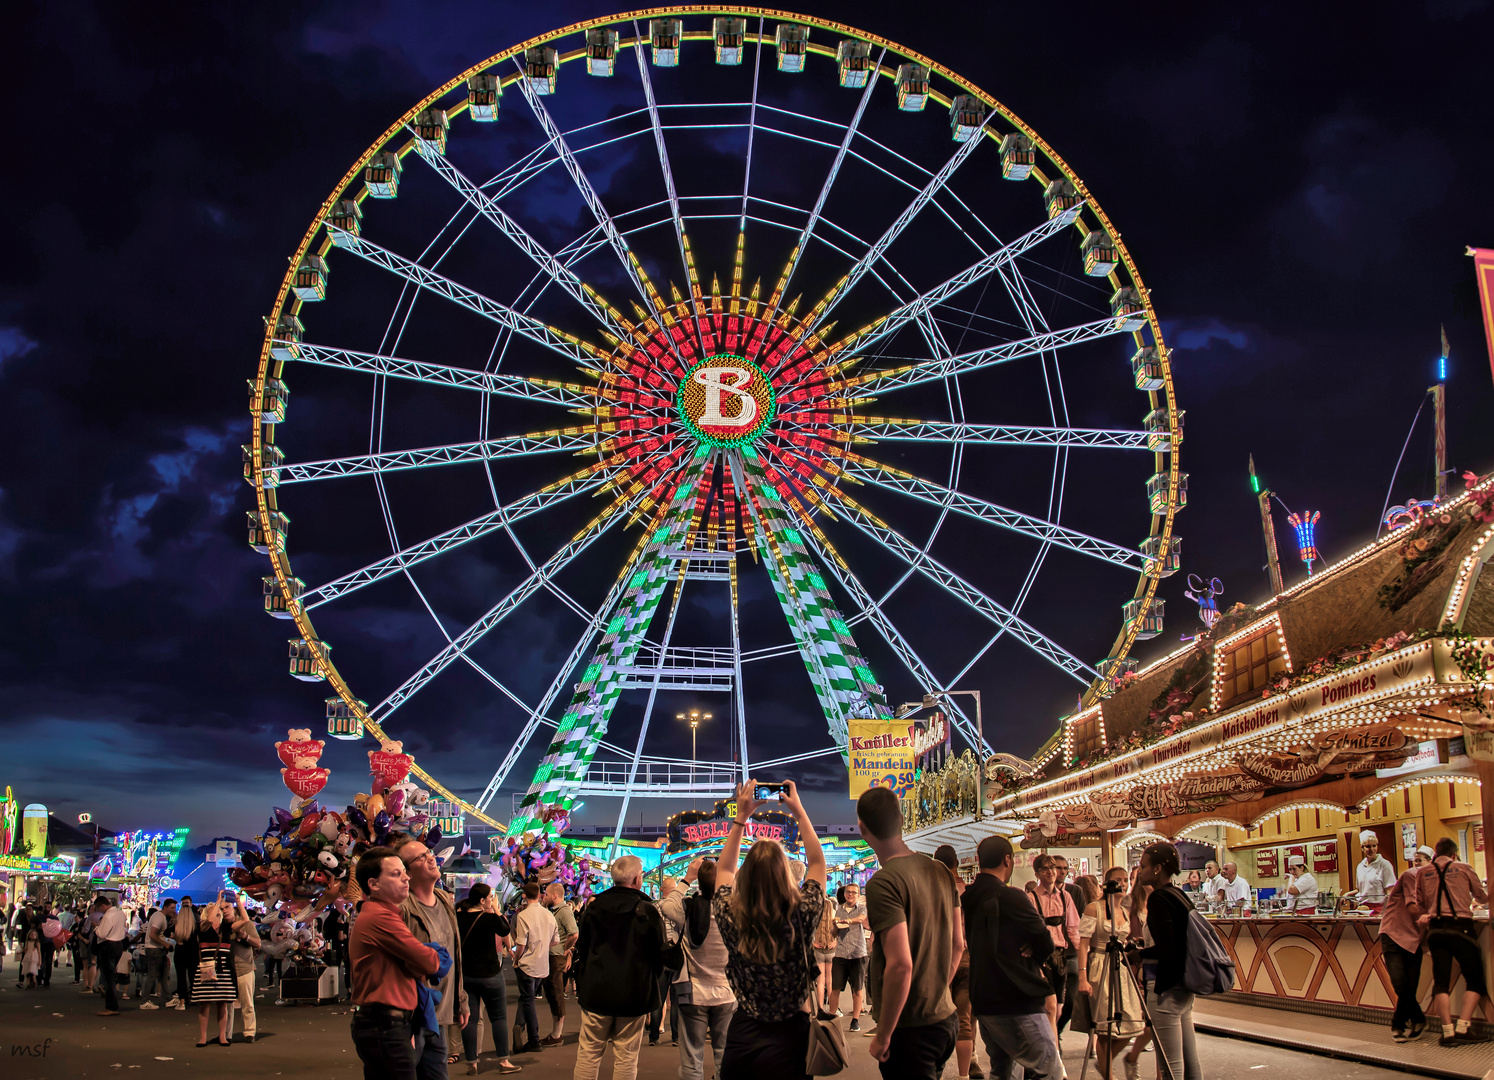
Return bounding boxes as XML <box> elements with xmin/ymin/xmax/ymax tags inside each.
<box><xmin>0</xmin><ymin>956</ymin><xmax>1432</xmax><ymax>1079</ymax></box>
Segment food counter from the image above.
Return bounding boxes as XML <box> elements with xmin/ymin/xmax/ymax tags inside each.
<box><xmin>1207</xmin><ymin>914</ymin><xmax>1488</xmax><ymax>1015</ymax></box>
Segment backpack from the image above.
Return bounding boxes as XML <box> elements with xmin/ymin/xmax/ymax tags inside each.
<box><xmin>1182</xmin><ymin>909</ymin><xmax>1235</xmax><ymax>995</ymax></box>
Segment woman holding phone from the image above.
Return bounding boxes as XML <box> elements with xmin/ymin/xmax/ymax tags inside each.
<box><xmin>193</xmin><ymin>897</ymin><xmax>237</xmax><ymax>1047</ymax></box>
<box><xmin>711</xmin><ymin>778</ymin><xmax>827</xmax><ymax>1080</ymax></box>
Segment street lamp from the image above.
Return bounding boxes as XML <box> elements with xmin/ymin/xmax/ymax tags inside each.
<box><xmin>896</xmin><ymin>690</ymin><xmax>985</xmax><ymax>819</ymax></box>
<box><xmin>676</xmin><ymin>709</ymin><xmax>711</xmax><ymax>810</ymax></box>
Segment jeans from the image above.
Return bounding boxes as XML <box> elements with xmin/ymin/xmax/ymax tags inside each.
<box><xmin>411</xmin><ymin>1024</ymin><xmax>449</xmax><ymax>1080</ymax></box>
<box><xmin>351</xmin><ymin>1009</ymin><xmax>417</xmax><ymax>1080</ymax></box>
<box><xmin>39</xmin><ymin>940</ymin><xmax>54</xmax><ymax>986</ymax></box>
<box><xmin>95</xmin><ymin>940</ymin><xmax>123</xmax><ymax>1011</ymax></box>
<box><xmin>977</xmin><ymin>1012</ymin><xmax>1062</xmax><ymax>1080</ymax></box>
<box><xmin>574</xmin><ymin>1011</ymin><xmax>646</xmax><ymax>1080</ymax></box>
<box><xmin>516</xmin><ymin>970</ymin><xmax>544</xmax><ymax>1049</ymax></box>
<box><xmin>678</xmin><ymin>1000</ymin><xmax>735</xmax><ymax>1080</ymax></box>
<box><xmin>649</xmin><ymin>972</ymin><xmax>681</xmax><ymax>1041</ymax></box>
<box><xmin>234</xmin><ymin>971</ymin><xmax>257</xmax><ymax>1037</ymax></box>
<box><xmin>880</xmin><ymin>1013</ymin><xmax>957</xmax><ymax>1080</ymax></box>
<box><xmin>1380</xmin><ymin>935</ymin><xmax>1425</xmax><ymax>1032</ymax></box>
<box><xmin>142</xmin><ymin>948</ymin><xmax>170</xmax><ymax>1002</ymax></box>
<box><xmin>462</xmin><ymin>973</ymin><xmax>510</xmax><ymax>1061</ymax></box>
<box><xmin>721</xmin><ymin>1010</ymin><xmax>810</xmax><ymax>1079</ymax></box>
<box><xmin>1147</xmin><ymin>987</ymin><xmax>1200</xmax><ymax>1080</ymax></box>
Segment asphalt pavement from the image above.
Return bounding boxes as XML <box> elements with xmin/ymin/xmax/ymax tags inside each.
<box><xmin>0</xmin><ymin>954</ymin><xmax>1427</xmax><ymax>1080</ymax></box>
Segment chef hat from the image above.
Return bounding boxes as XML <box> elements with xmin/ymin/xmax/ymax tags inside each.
<box><xmin>1359</xmin><ymin>830</ymin><xmax>1378</xmax><ymax>843</ymax></box>
<box><xmin>1417</xmin><ymin>845</ymin><xmax>1436</xmax><ymax>860</ymax></box>
<box><xmin>1287</xmin><ymin>855</ymin><xmax>1306</xmax><ymax>868</ymax></box>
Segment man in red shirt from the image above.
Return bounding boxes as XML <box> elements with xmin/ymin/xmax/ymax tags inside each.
<box><xmin>349</xmin><ymin>846</ymin><xmax>442</xmax><ymax>1080</ymax></box>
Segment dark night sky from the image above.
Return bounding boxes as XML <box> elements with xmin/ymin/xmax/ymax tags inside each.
<box><xmin>3</xmin><ymin>1</ymin><xmax>1492</xmax><ymax>843</ymax></box>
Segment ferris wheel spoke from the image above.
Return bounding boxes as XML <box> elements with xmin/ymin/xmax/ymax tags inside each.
<box><xmin>324</xmin><ymin>227</ymin><xmax>604</xmax><ymax>371</ymax></box>
<box><xmin>793</xmin><ymin>527</ymin><xmax>985</xmax><ymax>755</ymax></box>
<box><xmin>766</xmin><ymin>50</ymin><xmax>884</xmax><ymax>318</ymax></box>
<box><xmin>820</xmin><ymin>487</ymin><xmax>1097</xmax><ymax>683</ymax></box>
<box><xmin>300</xmin><ymin>464</ymin><xmax>620</xmax><ymax>609</ymax></box>
<box><xmin>849</xmin><ymin>315</ymin><xmax>1132</xmax><ymax>397</ymax></box>
<box><xmin>409</xmin><ymin>138</ymin><xmax>634</xmax><ymax>343</ymax></box>
<box><xmin>844</xmin><ymin>208</ymin><xmax>1082</xmax><ymax>358</ymax></box>
<box><xmin>276</xmin><ymin>428</ymin><xmax>601</xmax><ymax>485</ymax></box>
<box><xmin>369</xmin><ymin>484</ymin><xmax>655</xmax><ymax>724</ymax></box>
<box><xmin>511</xmin><ymin>63</ymin><xmax>652</xmax><ymax>306</ymax></box>
<box><xmin>631</xmin><ymin>24</ymin><xmax>692</xmax><ymax>294</ymax></box>
<box><xmin>473</xmin><ymin>539</ymin><xmax>652</xmax><ymax>811</ymax></box>
<box><xmin>835</xmin><ymin>455</ymin><xmax>1144</xmax><ymax>571</ymax></box>
<box><xmin>807</xmin><ymin>109</ymin><xmax>994</xmax><ymax>337</ymax></box>
<box><xmin>824</xmin><ymin>418</ymin><xmax>1153</xmax><ymax>451</ymax></box>
<box><xmin>290</xmin><ymin>342</ymin><xmax>597</xmax><ymax>410</ymax></box>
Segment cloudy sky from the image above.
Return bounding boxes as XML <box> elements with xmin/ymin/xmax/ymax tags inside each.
<box><xmin>3</xmin><ymin>1</ymin><xmax>1492</xmax><ymax>843</ymax></box>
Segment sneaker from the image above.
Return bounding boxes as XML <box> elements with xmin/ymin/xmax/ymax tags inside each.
<box><xmin>1123</xmin><ymin>1058</ymin><xmax>1139</xmax><ymax>1080</ymax></box>
<box><xmin>539</xmin><ymin>1036</ymin><xmax>563</xmax><ymax>1047</ymax></box>
<box><xmin>970</xmin><ymin>1062</ymin><xmax>985</xmax><ymax>1080</ymax></box>
<box><xmin>164</xmin><ymin>996</ymin><xmax>181</xmax><ymax>1007</ymax></box>
<box><xmin>173</xmin><ymin>1002</ymin><xmax>185</xmax><ymax>1011</ymax></box>
<box><xmin>849</xmin><ymin>1018</ymin><xmax>860</xmax><ymax>1032</ymax></box>
<box><xmin>1407</xmin><ymin>1021</ymin><xmax>1426</xmax><ymax>1041</ymax></box>
<box><xmin>817</xmin><ymin>1009</ymin><xmax>838</xmax><ymax>1022</ymax></box>
<box><xmin>836</xmin><ymin>1008</ymin><xmax>844</xmax><ymax>1017</ymax></box>
<box><xmin>139</xmin><ymin>1001</ymin><xmax>159</xmax><ymax>1010</ymax></box>
<box><xmin>1391</xmin><ymin>1028</ymin><xmax>1408</xmax><ymax>1043</ymax></box>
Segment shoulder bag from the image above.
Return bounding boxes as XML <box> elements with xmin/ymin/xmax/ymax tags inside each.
<box><xmin>798</xmin><ymin>907</ymin><xmax>848</xmax><ymax>1076</ymax></box>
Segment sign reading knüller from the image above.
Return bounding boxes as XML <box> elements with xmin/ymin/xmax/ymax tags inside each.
<box><xmin>848</xmin><ymin>718</ymin><xmax>916</xmax><ymax>800</ymax></box>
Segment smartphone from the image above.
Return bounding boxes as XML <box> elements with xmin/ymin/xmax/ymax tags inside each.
<box><xmin>754</xmin><ymin>782</ymin><xmax>786</xmax><ymax>801</ymax></box>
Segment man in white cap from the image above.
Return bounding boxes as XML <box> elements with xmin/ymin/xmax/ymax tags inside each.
<box><xmin>1352</xmin><ymin>831</ymin><xmax>1396</xmax><ymax>907</ymax></box>
<box><xmin>1284</xmin><ymin>855</ymin><xmax>1317</xmax><ymax>913</ymax></box>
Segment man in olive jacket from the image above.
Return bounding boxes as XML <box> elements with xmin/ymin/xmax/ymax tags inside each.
<box><xmin>571</xmin><ymin>854</ymin><xmax>665</xmax><ymax>1080</ymax></box>
<box><xmin>395</xmin><ymin>837</ymin><xmax>468</xmax><ymax>1080</ymax></box>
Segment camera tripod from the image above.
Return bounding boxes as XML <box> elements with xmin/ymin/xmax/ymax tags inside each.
<box><xmin>1078</xmin><ymin>888</ymin><xmax>1176</xmax><ymax>1080</ymax></box>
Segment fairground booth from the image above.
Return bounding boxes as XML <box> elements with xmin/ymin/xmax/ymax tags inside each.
<box><xmin>988</xmin><ymin>472</ymin><xmax>1494</xmax><ymax>1024</ymax></box>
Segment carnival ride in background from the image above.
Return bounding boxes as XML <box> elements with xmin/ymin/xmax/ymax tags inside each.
<box><xmin>246</xmin><ymin>9</ymin><xmax>1185</xmax><ymax>840</ymax></box>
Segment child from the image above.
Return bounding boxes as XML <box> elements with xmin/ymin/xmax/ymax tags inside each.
<box><xmin>21</xmin><ymin>929</ymin><xmax>41</xmax><ymax>988</ymax></box>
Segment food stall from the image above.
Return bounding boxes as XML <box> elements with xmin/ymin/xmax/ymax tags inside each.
<box><xmin>992</xmin><ymin>473</ymin><xmax>1494</xmax><ymax>1022</ymax></box>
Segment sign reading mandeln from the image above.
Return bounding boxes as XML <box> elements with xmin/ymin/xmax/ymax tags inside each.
<box><xmin>848</xmin><ymin>718</ymin><xmax>916</xmax><ymax>800</ymax></box>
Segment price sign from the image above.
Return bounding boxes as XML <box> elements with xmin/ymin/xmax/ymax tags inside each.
<box><xmin>1311</xmin><ymin>840</ymin><xmax>1337</xmax><ymax>874</ymax></box>
<box><xmin>1256</xmin><ymin>848</ymin><xmax>1279</xmax><ymax>879</ymax></box>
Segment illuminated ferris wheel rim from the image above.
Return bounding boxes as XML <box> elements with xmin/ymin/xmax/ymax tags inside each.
<box><xmin>249</xmin><ymin>7</ymin><xmax>1183</xmax><ymax>831</ymax></box>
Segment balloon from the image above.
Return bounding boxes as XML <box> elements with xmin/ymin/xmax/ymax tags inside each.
<box><xmin>282</xmin><ymin>767</ymin><xmax>330</xmax><ymax>800</ymax></box>
<box><xmin>275</xmin><ymin>733</ymin><xmax>326</xmax><ymax>769</ymax></box>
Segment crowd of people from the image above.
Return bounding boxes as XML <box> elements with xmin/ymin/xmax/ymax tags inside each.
<box><xmin>2</xmin><ymin>886</ymin><xmax>345</xmax><ymax>1046</ymax></box>
<box><xmin>9</xmin><ymin>798</ymin><xmax>1488</xmax><ymax>1079</ymax></box>
<box><xmin>340</xmin><ymin>781</ymin><xmax>1240</xmax><ymax>1080</ymax></box>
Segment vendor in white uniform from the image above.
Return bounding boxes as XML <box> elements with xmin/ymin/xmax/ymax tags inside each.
<box><xmin>1203</xmin><ymin>860</ymin><xmax>1223</xmax><ymax>897</ymax></box>
<box><xmin>1284</xmin><ymin>855</ymin><xmax>1318</xmax><ymax>912</ymax></box>
<box><xmin>1350</xmin><ymin>830</ymin><xmax>1396</xmax><ymax>907</ymax></box>
<box><xmin>1214</xmin><ymin>862</ymin><xmax>1252</xmax><ymax>906</ymax></box>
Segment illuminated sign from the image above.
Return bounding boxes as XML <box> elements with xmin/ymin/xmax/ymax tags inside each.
<box><xmin>0</xmin><ymin>854</ymin><xmax>76</xmax><ymax>876</ymax></box>
<box><xmin>0</xmin><ymin>787</ymin><xmax>15</xmax><ymax>857</ymax></box>
<box><xmin>848</xmin><ymin>718</ymin><xmax>916</xmax><ymax>800</ymax></box>
<box><xmin>676</xmin><ymin>355</ymin><xmax>776</xmax><ymax>448</ymax></box>
<box><xmin>111</xmin><ymin>827</ymin><xmax>190</xmax><ymax>880</ymax></box>
<box><xmin>666</xmin><ymin>799</ymin><xmax>800</xmax><ymax>854</ymax></box>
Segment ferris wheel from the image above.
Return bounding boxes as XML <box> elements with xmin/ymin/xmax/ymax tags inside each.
<box><xmin>248</xmin><ymin>8</ymin><xmax>1184</xmax><ymax>837</ymax></box>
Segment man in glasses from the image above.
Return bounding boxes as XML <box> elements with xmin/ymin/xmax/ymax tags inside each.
<box><xmin>395</xmin><ymin>839</ymin><xmax>469</xmax><ymax>1079</ymax></box>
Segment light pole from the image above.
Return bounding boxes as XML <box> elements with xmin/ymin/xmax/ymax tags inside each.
<box><xmin>676</xmin><ymin>709</ymin><xmax>711</xmax><ymax>810</ymax></box>
<box><xmin>897</xmin><ymin>690</ymin><xmax>985</xmax><ymax>819</ymax></box>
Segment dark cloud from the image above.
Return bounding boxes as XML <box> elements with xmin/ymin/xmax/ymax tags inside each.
<box><xmin>0</xmin><ymin>1</ymin><xmax>1491</xmax><ymax>842</ymax></box>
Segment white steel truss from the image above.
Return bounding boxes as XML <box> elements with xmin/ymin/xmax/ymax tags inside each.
<box><xmin>290</xmin><ymin>342</ymin><xmax>596</xmax><ymax>409</ymax></box>
<box><xmin>837</xmin><ymin>457</ymin><xmax>1145</xmax><ymax>571</ymax></box>
<box><xmin>326</xmin><ymin>226</ymin><xmax>605</xmax><ymax>372</ymax></box>
<box><xmin>277</xmin><ymin>429</ymin><xmax>598</xmax><ymax>485</ymax></box>
<box><xmin>841</xmin><ymin>420</ymin><xmax>1152</xmax><ymax>451</ymax></box>
<box><xmin>857</xmin><ymin>315</ymin><xmax>1132</xmax><ymax>396</ymax></box>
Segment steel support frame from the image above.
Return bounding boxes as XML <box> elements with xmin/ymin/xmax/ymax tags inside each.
<box><xmin>508</xmin><ymin>448</ymin><xmax>711</xmax><ymax>836</ymax></box>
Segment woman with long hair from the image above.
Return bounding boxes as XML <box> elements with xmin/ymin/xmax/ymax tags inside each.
<box><xmin>812</xmin><ymin>891</ymin><xmax>837</xmax><ymax>1020</ymax></box>
<box><xmin>1118</xmin><ymin>881</ymin><xmax>1154</xmax><ymax>1076</ymax></box>
<box><xmin>192</xmin><ymin>899</ymin><xmax>237</xmax><ymax>1047</ymax></box>
<box><xmin>455</xmin><ymin>883</ymin><xmax>519</xmax><ymax>1075</ymax></box>
<box><xmin>1077</xmin><ymin>875</ymin><xmax>1102</xmax><ymax>911</ymax></box>
<box><xmin>172</xmin><ymin>898</ymin><xmax>198</xmax><ymax>1010</ymax></box>
<box><xmin>1077</xmin><ymin>867</ymin><xmax>1145</xmax><ymax>1080</ymax></box>
<box><xmin>712</xmin><ymin>778</ymin><xmax>826</xmax><ymax>1080</ymax></box>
